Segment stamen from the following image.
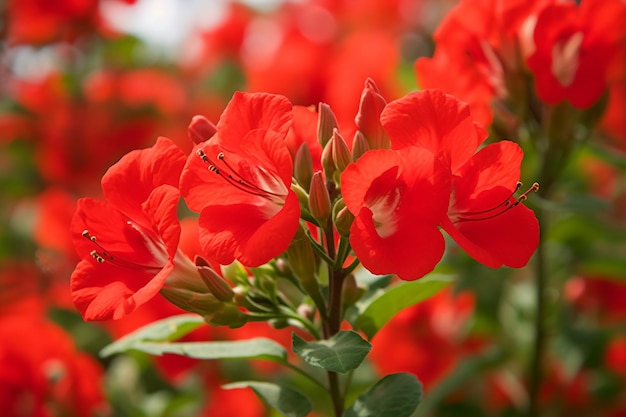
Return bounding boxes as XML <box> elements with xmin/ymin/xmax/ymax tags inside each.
<box><xmin>455</xmin><ymin>182</ymin><xmax>539</xmax><ymax>223</ymax></box>
<box><xmin>81</xmin><ymin>229</ymin><xmax>163</xmax><ymax>273</ymax></box>
<box><xmin>196</xmin><ymin>148</ymin><xmax>285</xmax><ymax>200</ymax></box>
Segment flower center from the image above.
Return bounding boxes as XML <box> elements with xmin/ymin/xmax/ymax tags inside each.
<box><xmin>368</xmin><ymin>187</ymin><xmax>401</xmax><ymax>238</ymax></box>
<box><xmin>452</xmin><ymin>181</ymin><xmax>539</xmax><ymax>223</ymax></box>
<box><xmin>81</xmin><ymin>224</ymin><xmax>167</xmax><ymax>274</ymax></box>
<box><xmin>196</xmin><ymin>148</ymin><xmax>287</xmax><ymax>206</ymax></box>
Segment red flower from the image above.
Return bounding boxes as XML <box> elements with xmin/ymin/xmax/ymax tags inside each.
<box><xmin>70</xmin><ymin>137</ymin><xmax>203</xmax><ymax>320</ymax></box>
<box><xmin>527</xmin><ymin>0</ymin><xmax>626</xmax><ymax>108</ymax></box>
<box><xmin>180</xmin><ymin>92</ymin><xmax>300</xmax><ymax>267</ymax></box>
<box><xmin>0</xmin><ymin>316</ymin><xmax>107</xmax><ymax>417</ymax></box>
<box><xmin>341</xmin><ymin>147</ymin><xmax>451</xmax><ymax>280</ymax></box>
<box><xmin>382</xmin><ymin>90</ymin><xmax>539</xmax><ymax>268</ymax></box>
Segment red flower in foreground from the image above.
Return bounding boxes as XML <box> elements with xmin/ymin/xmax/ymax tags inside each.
<box><xmin>180</xmin><ymin>92</ymin><xmax>300</xmax><ymax>267</ymax></box>
<box><xmin>341</xmin><ymin>147</ymin><xmax>451</xmax><ymax>280</ymax></box>
<box><xmin>382</xmin><ymin>90</ymin><xmax>539</xmax><ymax>268</ymax></box>
<box><xmin>71</xmin><ymin>137</ymin><xmax>203</xmax><ymax>320</ymax></box>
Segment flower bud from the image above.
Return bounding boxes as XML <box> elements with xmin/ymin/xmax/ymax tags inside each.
<box><xmin>221</xmin><ymin>261</ymin><xmax>250</xmax><ymax>287</ymax></box>
<box><xmin>355</xmin><ymin>78</ymin><xmax>390</xmax><ymax>150</ymax></box>
<box><xmin>332</xmin><ymin>129</ymin><xmax>352</xmax><ymax>174</ymax></box>
<box><xmin>321</xmin><ymin>138</ymin><xmax>337</xmax><ymax>182</ymax></box>
<box><xmin>286</xmin><ymin>226</ymin><xmax>318</xmax><ymax>289</ymax></box>
<box><xmin>188</xmin><ymin>115</ymin><xmax>217</xmax><ymax>144</ymax></box>
<box><xmin>342</xmin><ymin>274</ymin><xmax>364</xmax><ymax>307</ymax></box>
<box><xmin>294</xmin><ymin>142</ymin><xmax>314</xmax><ymax>190</ymax></box>
<box><xmin>309</xmin><ymin>171</ymin><xmax>331</xmax><ymax>226</ymax></box>
<box><xmin>160</xmin><ymin>286</ymin><xmax>223</xmax><ymax>316</ymax></box>
<box><xmin>334</xmin><ymin>203</ymin><xmax>355</xmax><ymax>238</ymax></box>
<box><xmin>317</xmin><ymin>102</ymin><xmax>339</xmax><ymax>147</ymax></box>
<box><xmin>204</xmin><ymin>304</ymin><xmax>248</xmax><ymax>328</ymax></box>
<box><xmin>195</xmin><ymin>256</ymin><xmax>234</xmax><ymax>302</ymax></box>
<box><xmin>351</xmin><ymin>130</ymin><xmax>369</xmax><ymax>162</ymax></box>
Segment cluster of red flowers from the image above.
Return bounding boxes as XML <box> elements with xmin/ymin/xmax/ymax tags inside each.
<box><xmin>2</xmin><ymin>0</ymin><xmax>626</xmax><ymax>415</ymax></box>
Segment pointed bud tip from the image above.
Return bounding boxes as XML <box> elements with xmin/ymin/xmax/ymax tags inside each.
<box><xmin>188</xmin><ymin>115</ymin><xmax>217</xmax><ymax>144</ymax></box>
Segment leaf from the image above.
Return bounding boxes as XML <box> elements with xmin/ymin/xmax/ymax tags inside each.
<box><xmin>351</xmin><ymin>274</ymin><xmax>454</xmax><ymax>339</ymax></box>
<box><xmin>344</xmin><ymin>373</ymin><xmax>422</xmax><ymax>417</ymax></box>
<box><xmin>100</xmin><ymin>314</ymin><xmax>205</xmax><ymax>357</ymax></box>
<box><xmin>292</xmin><ymin>331</ymin><xmax>371</xmax><ymax>373</ymax></box>
<box><xmin>223</xmin><ymin>381</ymin><xmax>311</xmax><ymax>417</ymax></box>
<box><xmin>103</xmin><ymin>338</ymin><xmax>288</xmax><ymax>362</ymax></box>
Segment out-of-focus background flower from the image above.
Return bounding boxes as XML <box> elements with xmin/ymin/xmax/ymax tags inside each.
<box><xmin>1</xmin><ymin>0</ymin><xmax>626</xmax><ymax>416</ymax></box>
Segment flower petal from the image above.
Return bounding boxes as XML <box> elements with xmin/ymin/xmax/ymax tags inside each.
<box><xmin>381</xmin><ymin>90</ymin><xmax>487</xmax><ymax>172</ymax></box>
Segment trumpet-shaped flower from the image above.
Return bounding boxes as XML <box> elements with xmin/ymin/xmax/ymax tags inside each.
<box><xmin>70</xmin><ymin>137</ymin><xmax>202</xmax><ymax>320</ymax></box>
<box><xmin>180</xmin><ymin>92</ymin><xmax>300</xmax><ymax>267</ymax></box>
<box><xmin>341</xmin><ymin>147</ymin><xmax>451</xmax><ymax>280</ymax></box>
<box><xmin>382</xmin><ymin>90</ymin><xmax>539</xmax><ymax>268</ymax></box>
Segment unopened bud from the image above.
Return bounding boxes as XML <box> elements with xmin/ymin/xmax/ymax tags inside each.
<box><xmin>188</xmin><ymin>115</ymin><xmax>217</xmax><ymax>144</ymax></box>
<box><xmin>297</xmin><ymin>304</ymin><xmax>315</xmax><ymax>321</ymax></box>
<box><xmin>294</xmin><ymin>142</ymin><xmax>314</xmax><ymax>190</ymax></box>
<box><xmin>332</xmin><ymin>129</ymin><xmax>352</xmax><ymax>174</ymax></box>
<box><xmin>355</xmin><ymin>78</ymin><xmax>389</xmax><ymax>150</ymax></box>
<box><xmin>317</xmin><ymin>102</ymin><xmax>339</xmax><ymax>147</ymax></box>
<box><xmin>334</xmin><ymin>202</ymin><xmax>355</xmax><ymax>238</ymax></box>
<box><xmin>309</xmin><ymin>171</ymin><xmax>331</xmax><ymax>226</ymax></box>
<box><xmin>342</xmin><ymin>274</ymin><xmax>364</xmax><ymax>307</ymax></box>
<box><xmin>196</xmin><ymin>256</ymin><xmax>234</xmax><ymax>302</ymax></box>
<box><xmin>221</xmin><ymin>261</ymin><xmax>250</xmax><ymax>287</ymax></box>
<box><xmin>204</xmin><ymin>304</ymin><xmax>248</xmax><ymax>328</ymax></box>
<box><xmin>321</xmin><ymin>139</ymin><xmax>337</xmax><ymax>182</ymax></box>
<box><xmin>351</xmin><ymin>131</ymin><xmax>370</xmax><ymax>162</ymax></box>
<box><xmin>160</xmin><ymin>286</ymin><xmax>223</xmax><ymax>316</ymax></box>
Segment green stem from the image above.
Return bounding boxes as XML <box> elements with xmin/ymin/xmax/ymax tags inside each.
<box><xmin>527</xmin><ymin>204</ymin><xmax>548</xmax><ymax>417</ymax></box>
<box><xmin>322</xmin><ymin>219</ymin><xmax>346</xmax><ymax>417</ymax></box>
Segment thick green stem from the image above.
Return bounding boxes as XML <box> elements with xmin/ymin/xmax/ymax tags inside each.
<box><xmin>322</xmin><ymin>219</ymin><xmax>346</xmax><ymax>417</ymax></box>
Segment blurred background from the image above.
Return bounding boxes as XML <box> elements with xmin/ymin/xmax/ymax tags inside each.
<box><xmin>1</xmin><ymin>0</ymin><xmax>626</xmax><ymax>416</ymax></box>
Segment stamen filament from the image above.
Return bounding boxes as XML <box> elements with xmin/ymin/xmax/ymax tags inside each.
<box><xmin>455</xmin><ymin>182</ymin><xmax>539</xmax><ymax>223</ymax></box>
<box><xmin>81</xmin><ymin>230</ymin><xmax>163</xmax><ymax>272</ymax></box>
<box><xmin>196</xmin><ymin>148</ymin><xmax>284</xmax><ymax>200</ymax></box>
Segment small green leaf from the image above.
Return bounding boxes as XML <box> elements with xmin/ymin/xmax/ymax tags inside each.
<box><xmin>351</xmin><ymin>274</ymin><xmax>454</xmax><ymax>339</ymax></box>
<box><xmin>103</xmin><ymin>338</ymin><xmax>287</xmax><ymax>362</ymax></box>
<box><xmin>223</xmin><ymin>381</ymin><xmax>311</xmax><ymax>417</ymax></box>
<box><xmin>345</xmin><ymin>373</ymin><xmax>422</xmax><ymax>417</ymax></box>
<box><xmin>100</xmin><ymin>314</ymin><xmax>205</xmax><ymax>357</ymax></box>
<box><xmin>292</xmin><ymin>331</ymin><xmax>371</xmax><ymax>373</ymax></box>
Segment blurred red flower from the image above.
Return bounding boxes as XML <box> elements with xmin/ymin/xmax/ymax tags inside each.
<box><xmin>526</xmin><ymin>0</ymin><xmax>626</xmax><ymax>109</ymax></box>
<box><xmin>0</xmin><ymin>316</ymin><xmax>108</xmax><ymax>417</ymax></box>
<box><xmin>180</xmin><ymin>92</ymin><xmax>300</xmax><ymax>267</ymax></box>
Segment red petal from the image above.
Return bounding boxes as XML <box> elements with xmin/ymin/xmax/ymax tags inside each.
<box><xmin>441</xmin><ymin>204</ymin><xmax>539</xmax><ymax>268</ymax></box>
<box><xmin>141</xmin><ymin>184</ymin><xmax>183</xmax><ymax>258</ymax></box>
<box><xmin>381</xmin><ymin>90</ymin><xmax>487</xmax><ymax>172</ymax></box>
<box><xmin>351</xmin><ymin>210</ymin><xmax>445</xmax><ymax>281</ymax></box>
<box><xmin>71</xmin><ymin>259</ymin><xmax>173</xmax><ymax>321</ymax></box>
<box><xmin>452</xmin><ymin>141</ymin><xmax>522</xmax><ymax>211</ymax></box>
<box><xmin>216</xmin><ymin>92</ymin><xmax>293</xmax><ymax>145</ymax></box>
<box><xmin>102</xmin><ymin>137</ymin><xmax>186</xmax><ymax>226</ymax></box>
<box><xmin>198</xmin><ymin>191</ymin><xmax>300</xmax><ymax>267</ymax></box>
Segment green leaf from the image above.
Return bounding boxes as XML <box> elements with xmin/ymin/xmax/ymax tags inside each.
<box><xmin>351</xmin><ymin>274</ymin><xmax>454</xmax><ymax>339</ymax></box>
<box><xmin>345</xmin><ymin>373</ymin><xmax>422</xmax><ymax>417</ymax></box>
<box><xmin>292</xmin><ymin>331</ymin><xmax>371</xmax><ymax>373</ymax></box>
<box><xmin>100</xmin><ymin>314</ymin><xmax>205</xmax><ymax>357</ymax></box>
<box><xmin>223</xmin><ymin>381</ymin><xmax>311</xmax><ymax>417</ymax></box>
<box><xmin>103</xmin><ymin>338</ymin><xmax>288</xmax><ymax>362</ymax></box>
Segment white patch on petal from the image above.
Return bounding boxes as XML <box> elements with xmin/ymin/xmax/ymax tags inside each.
<box><xmin>369</xmin><ymin>188</ymin><xmax>401</xmax><ymax>239</ymax></box>
<box><xmin>551</xmin><ymin>32</ymin><xmax>584</xmax><ymax>87</ymax></box>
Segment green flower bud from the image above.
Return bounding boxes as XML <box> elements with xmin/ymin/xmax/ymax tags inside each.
<box><xmin>195</xmin><ymin>256</ymin><xmax>234</xmax><ymax>302</ymax></box>
<box><xmin>317</xmin><ymin>102</ymin><xmax>339</xmax><ymax>147</ymax></box>
<box><xmin>309</xmin><ymin>171</ymin><xmax>331</xmax><ymax>226</ymax></box>
<box><xmin>294</xmin><ymin>142</ymin><xmax>314</xmax><ymax>190</ymax></box>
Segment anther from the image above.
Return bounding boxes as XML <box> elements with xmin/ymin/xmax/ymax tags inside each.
<box><xmin>90</xmin><ymin>250</ymin><xmax>105</xmax><ymax>263</ymax></box>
